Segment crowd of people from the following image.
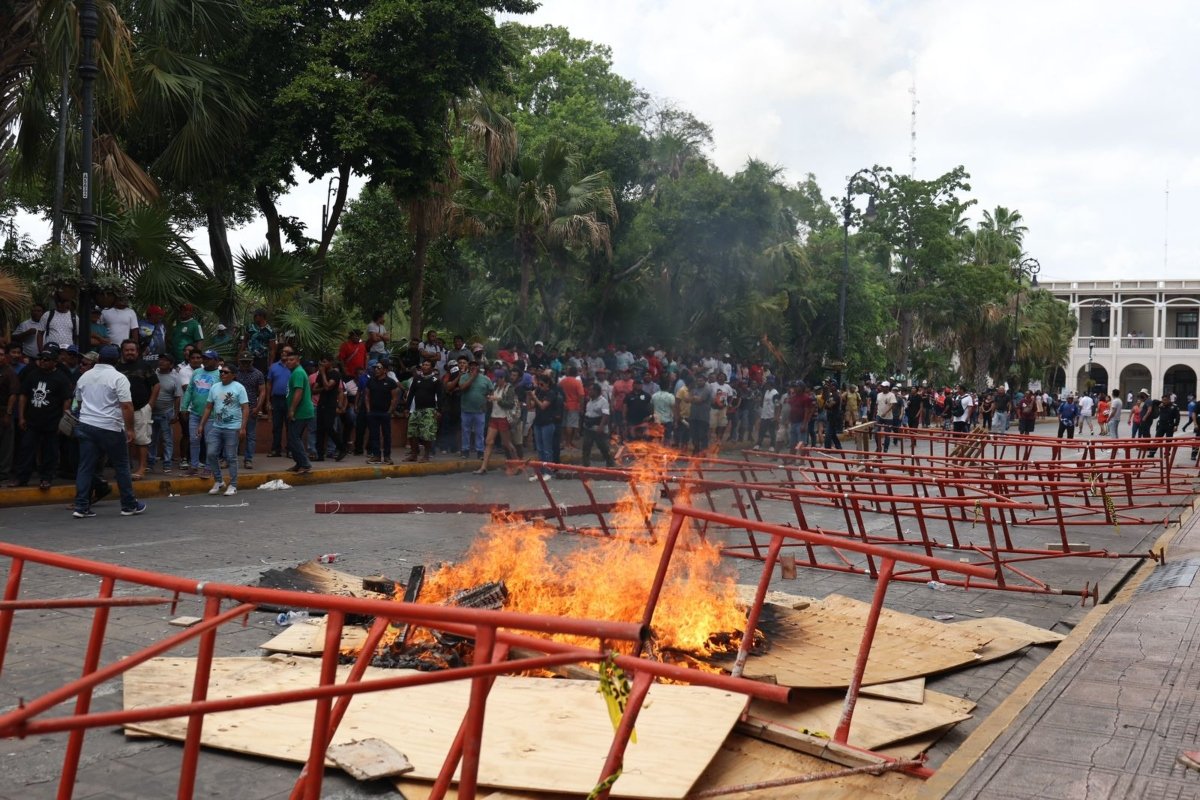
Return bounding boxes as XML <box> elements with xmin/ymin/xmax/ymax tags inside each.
<box><xmin>4</xmin><ymin>296</ymin><xmax>1200</xmax><ymax>510</ymax></box>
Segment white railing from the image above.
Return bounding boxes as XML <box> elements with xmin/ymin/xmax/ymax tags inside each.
<box><xmin>1075</xmin><ymin>337</ymin><xmax>1110</xmax><ymax>349</ymax></box>
<box><xmin>1118</xmin><ymin>337</ymin><xmax>1154</xmax><ymax>349</ymax></box>
<box><xmin>1164</xmin><ymin>337</ymin><xmax>1200</xmax><ymax>350</ymax></box>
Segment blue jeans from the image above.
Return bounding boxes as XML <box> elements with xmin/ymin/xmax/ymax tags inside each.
<box><xmin>461</xmin><ymin>411</ymin><xmax>485</xmax><ymax>455</ymax></box>
<box><xmin>188</xmin><ymin>414</ymin><xmax>203</xmax><ymax>469</ymax></box>
<box><xmin>74</xmin><ymin>423</ymin><xmax>138</xmax><ymax>513</ymax></box>
<box><xmin>287</xmin><ymin>417</ymin><xmax>312</xmax><ymax>468</ymax></box>
<box><xmin>992</xmin><ymin>411</ymin><xmax>1009</xmax><ymax>433</ymax></box>
<box><xmin>206</xmin><ymin>427</ymin><xmax>240</xmax><ymax>486</ymax></box>
<box><xmin>270</xmin><ymin>395</ymin><xmax>288</xmax><ymax>452</ymax></box>
<box><xmin>243</xmin><ymin>412</ymin><xmax>257</xmax><ymax>462</ymax></box>
<box><xmin>788</xmin><ymin>421</ymin><xmax>805</xmax><ymax>448</ymax></box>
<box><xmin>534</xmin><ymin>423</ymin><xmax>556</xmax><ymax>473</ymax></box>
<box><xmin>150</xmin><ymin>411</ymin><xmax>174</xmax><ymax>466</ymax></box>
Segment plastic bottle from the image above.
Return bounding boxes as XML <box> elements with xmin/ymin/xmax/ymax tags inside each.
<box><xmin>275</xmin><ymin>610</ymin><xmax>309</xmax><ymax>626</ymax></box>
<box><xmin>927</xmin><ymin>580</ymin><xmax>951</xmax><ymax>591</ymax></box>
<box><xmin>317</xmin><ymin>553</ymin><xmax>339</xmax><ymax>564</ymax></box>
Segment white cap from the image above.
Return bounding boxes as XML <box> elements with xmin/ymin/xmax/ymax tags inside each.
<box><xmin>880</xmin><ymin>381</ymin><xmax>890</xmax><ymax>387</ymax></box>
<box><xmin>217</xmin><ymin>324</ymin><xmax>227</xmax><ymax>331</ymax></box>
<box><xmin>534</xmin><ymin>340</ymin><xmax>545</xmax><ymax>347</ymax></box>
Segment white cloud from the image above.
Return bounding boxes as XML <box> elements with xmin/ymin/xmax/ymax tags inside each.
<box><xmin>15</xmin><ymin>0</ymin><xmax>1199</xmax><ymax>283</ymax></box>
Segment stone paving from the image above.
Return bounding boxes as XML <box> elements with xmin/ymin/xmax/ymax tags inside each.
<box><xmin>0</xmin><ymin>441</ymin><xmax>1188</xmax><ymax>798</ymax></box>
<box><xmin>938</xmin><ymin>497</ymin><xmax>1200</xmax><ymax>800</ymax></box>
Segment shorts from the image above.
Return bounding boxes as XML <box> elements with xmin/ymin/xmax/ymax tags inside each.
<box><xmin>132</xmin><ymin>406</ymin><xmax>152</xmax><ymax>446</ymax></box>
<box><xmin>408</xmin><ymin>407</ymin><xmax>438</xmax><ymax>442</ymax></box>
<box><xmin>488</xmin><ymin>417</ymin><xmax>511</xmax><ymax>432</ymax></box>
<box><xmin>565</xmin><ymin>410</ymin><xmax>580</xmax><ymax>428</ymax></box>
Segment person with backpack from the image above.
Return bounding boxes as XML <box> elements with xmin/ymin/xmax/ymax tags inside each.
<box><xmin>950</xmin><ymin>386</ymin><xmax>973</xmax><ymax>433</ymax></box>
<box><xmin>38</xmin><ymin>294</ymin><xmax>80</xmax><ymax>351</ymax></box>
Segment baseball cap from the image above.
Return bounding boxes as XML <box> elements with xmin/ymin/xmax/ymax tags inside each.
<box><xmin>216</xmin><ymin>323</ymin><xmax>227</xmax><ymax>332</ymax></box>
<box><xmin>880</xmin><ymin>380</ymin><xmax>890</xmax><ymax>387</ymax></box>
<box><xmin>202</xmin><ymin>349</ymin><xmax>219</xmax><ymax>359</ymax></box>
<box><xmin>82</xmin><ymin>350</ymin><xmax>99</xmax><ymax>362</ymax></box>
<box><xmin>534</xmin><ymin>340</ymin><xmax>545</xmax><ymax>347</ymax></box>
<box><xmin>147</xmin><ymin>305</ymin><xmax>164</xmax><ymax>316</ymax></box>
<box><xmin>36</xmin><ymin>349</ymin><xmax>54</xmax><ymax>359</ymax></box>
<box><xmin>98</xmin><ymin>344</ymin><xmax>120</xmax><ymax>362</ymax></box>
<box><xmin>448</xmin><ymin>364</ymin><xmax>460</xmax><ymax>375</ymax></box>
<box><xmin>66</xmin><ymin>344</ymin><xmax>80</xmax><ymax>354</ymax></box>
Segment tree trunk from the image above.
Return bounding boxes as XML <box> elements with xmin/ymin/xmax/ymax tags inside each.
<box><xmin>518</xmin><ymin>229</ymin><xmax>534</xmax><ymax>316</ymax></box>
<box><xmin>317</xmin><ymin>161</ymin><xmax>351</xmax><ymax>260</ymax></box>
<box><xmin>409</xmin><ymin>220</ymin><xmax>429</xmax><ymax>341</ymax></box>
<box><xmin>206</xmin><ymin>202</ymin><xmax>236</xmax><ymax>326</ymax></box>
<box><xmin>897</xmin><ymin>308</ymin><xmax>914</xmax><ymax>379</ymax></box>
<box><xmin>255</xmin><ymin>183</ymin><xmax>282</xmax><ymax>257</ymax></box>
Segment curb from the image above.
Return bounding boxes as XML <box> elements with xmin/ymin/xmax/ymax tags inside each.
<box><xmin>0</xmin><ymin>458</ymin><xmax>483</xmax><ymax>509</ymax></box>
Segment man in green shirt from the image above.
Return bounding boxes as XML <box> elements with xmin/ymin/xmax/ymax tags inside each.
<box><xmin>457</xmin><ymin>361</ymin><xmax>493</xmax><ymax>458</ymax></box>
<box><xmin>171</xmin><ymin>303</ymin><xmax>204</xmax><ymax>363</ymax></box>
<box><xmin>285</xmin><ymin>352</ymin><xmax>314</xmax><ymax>472</ymax></box>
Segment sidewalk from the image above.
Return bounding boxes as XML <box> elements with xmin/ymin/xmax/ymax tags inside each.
<box><xmin>924</xmin><ymin>494</ymin><xmax>1200</xmax><ymax>799</ymax></box>
<box><xmin>0</xmin><ymin>452</ymin><xmax>482</xmax><ymax>509</ymax></box>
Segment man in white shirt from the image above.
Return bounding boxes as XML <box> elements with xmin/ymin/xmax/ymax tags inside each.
<box><xmin>38</xmin><ymin>294</ymin><xmax>80</xmax><ymax>351</ymax></box>
<box><xmin>756</xmin><ymin>376</ymin><xmax>781</xmax><ymax>450</ymax></box>
<box><xmin>12</xmin><ymin>303</ymin><xmax>45</xmax><ymax>358</ymax></box>
<box><xmin>100</xmin><ymin>294</ymin><xmax>140</xmax><ymax>346</ymax></box>
<box><xmin>874</xmin><ymin>381</ymin><xmax>897</xmax><ymax>452</ymax></box>
<box><xmin>1077</xmin><ymin>391</ymin><xmax>1096</xmax><ymax>435</ymax></box>
<box><xmin>366</xmin><ymin>310</ymin><xmax>390</xmax><ymax>356</ymax></box>
<box><xmin>952</xmin><ymin>385</ymin><xmax>975</xmax><ymax>433</ymax></box>
<box><xmin>72</xmin><ymin>344</ymin><xmax>146</xmax><ymax>518</ymax></box>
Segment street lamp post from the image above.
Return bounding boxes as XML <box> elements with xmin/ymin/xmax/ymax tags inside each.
<box><xmin>838</xmin><ymin>170</ymin><xmax>879</xmax><ymax>387</ymax></box>
<box><xmin>75</xmin><ymin>0</ymin><xmax>99</xmax><ymax>353</ymax></box>
<box><xmin>1010</xmin><ymin>256</ymin><xmax>1041</xmax><ymax>381</ymax></box>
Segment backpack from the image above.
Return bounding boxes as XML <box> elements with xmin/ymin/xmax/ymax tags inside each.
<box><xmin>950</xmin><ymin>396</ymin><xmax>965</xmax><ymax>417</ymax></box>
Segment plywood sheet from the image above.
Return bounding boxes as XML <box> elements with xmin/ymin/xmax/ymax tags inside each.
<box><xmin>259</xmin><ymin>618</ymin><xmax>368</xmax><ymax>655</ymax></box>
<box><xmin>740</xmin><ymin>595</ymin><xmax>992</xmax><ymax>688</ymax></box>
<box><xmin>689</xmin><ymin>734</ymin><xmax>922</xmax><ymax>800</ymax></box>
<box><xmin>948</xmin><ymin>616</ymin><xmax>1065</xmax><ymax>645</ymax></box>
<box><xmin>734</xmin><ymin>584</ymin><xmax>815</xmax><ymax>610</ymax></box>
<box><xmin>746</xmin><ymin>689</ymin><xmax>973</xmax><ymax>751</ymax></box>
<box><xmin>123</xmin><ymin>656</ymin><xmax>745</xmax><ymax>799</ymax></box>
<box><xmin>860</xmin><ymin>677</ymin><xmax>925</xmax><ymax>704</ymax></box>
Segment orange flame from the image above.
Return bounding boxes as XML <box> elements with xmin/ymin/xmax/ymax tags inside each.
<box><xmin>410</xmin><ymin>441</ymin><xmax>748</xmax><ymax>657</ymax></box>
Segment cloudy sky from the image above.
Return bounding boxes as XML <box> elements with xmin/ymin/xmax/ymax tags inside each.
<box><xmin>514</xmin><ymin>0</ymin><xmax>1200</xmax><ymax>283</ymax></box>
<box><xmin>18</xmin><ymin>0</ymin><xmax>1195</xmax><ymax>283</ymax></box>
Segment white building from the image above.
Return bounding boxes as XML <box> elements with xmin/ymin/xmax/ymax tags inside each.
<box><xmin>1043</xmin><ymin>279</ymin><xmax>1199</xmax><ymax>401</ymax></box>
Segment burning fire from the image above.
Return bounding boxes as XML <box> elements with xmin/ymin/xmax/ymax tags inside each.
<box><xmin>387</xmin><ymin>442</ymin><xmax>750</xmax><ymax>660</ymax></box>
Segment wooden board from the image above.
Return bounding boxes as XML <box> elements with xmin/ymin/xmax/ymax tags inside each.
<box><xmin>259</xmin><ymin>618</ymin><xmax>369</xmax><ymax>655</ymax></box>
<box><xmin>689</xmin><ymin>734</ymin><xmax>921</xmax><ymax>800</ymax></box>
<box><xmin>123</xmin><ymin>656</ymin><xmax>746</xmax><ymax>799</ymax></box>
<box><xmin>733</xmin><ymin>584</ymin><xmax>814</xmax><ymax>610</ymax></box>
<box><xmin>168</xmin><ymin>616</ymin><xmax>202</xmax><ymax>628</ymax></box>
<box><xmin>745</xmin><ymin>689</ymin><xmax>974</xmax><ymax>751</ymax></box>
<box><xmin>739</xmin><ymin>595</ymin><xmax>992</xmax><ymax>688</ymax></box>
<box><xmin>327</xmin><ymin>738</ymin><xmax>413</xmax><ymax>780</ymax></box>
<box><xmin>252</xmin><ymin>560</ymin><xmax>389</xmax><ymax>612</ymax></box>
<box><xmin>948</xmin><ymin>616</ymin><xmax>1065</xmax><ymax>645</ymax></box>
<box><xmin>859</xmin><ymin>677</ymin><xmax>925</xmax><ymax>704</ymax></box>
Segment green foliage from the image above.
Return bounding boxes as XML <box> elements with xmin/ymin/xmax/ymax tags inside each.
<box><xmin>325</xmin><ymin>184</ymin><xmax>414</xmax><ymax>321</ymax></box>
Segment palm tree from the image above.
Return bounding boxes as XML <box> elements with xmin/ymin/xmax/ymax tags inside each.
<box><xmin>474</xmin><ymin>137</ymin><xmax>617</xmax><ymax>322</ymax></box>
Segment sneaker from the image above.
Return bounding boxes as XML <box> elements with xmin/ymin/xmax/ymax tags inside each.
<box><xmin>120</xmin><ymin>501</ymin><xmax>147</xmax><ymax>516</ymax></box>
<box><xmin>163</xmin><ymin>465</ymin><xmax>173</xmax><ymax>474</ymax></box>
<box><xmin>269</xmin><ymin>450</ymin><xmax>282</xmax><ymax>458</ymax></box>
<box><xmin>224</xmin><ymin>485</ymin><xmax>238</xmax><ymax>496</ymax></box>
<box><xmin>209</xmin><ymin>482</ymin><xmax>225</xmax><ymax>495</ymax></box>
<box><xmin>365</xmin><ymin>456</ymin><xmax>382</xmax><ymax>465</ymax></box>
<box><xmin>382</xmin><ymin>458</ymin><xmax>394</xmax><ymax>465</ymax></box>
<box><xmin>243</xmin><ymin>459</ymin><xmax>253</xmax><ymax>469</ymax></box>
<box><xmin>73</xmin><ymin>509</ymin><xmax>97</xmax><ymax>519</ymax></box>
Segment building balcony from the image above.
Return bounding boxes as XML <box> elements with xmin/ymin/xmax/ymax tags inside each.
<box><xmin>1165</xmin><ymin>337</ymin><xmax>1200</xmax><ymax>350</ymax></box>
<box><xmin>1117</xmin><ymin>336</ymin><xmax>1153</xmax><ymax>350</ymax></box>
<box><xmin>1075</xmin><ymin>337</ymin><xmax>1111</xmax><ymax>349</ymax></box>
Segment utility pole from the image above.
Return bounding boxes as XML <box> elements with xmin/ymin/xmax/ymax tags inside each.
<box><xmin>75</xmin><ymin>0</ymin><xmax>99</xmax><ymax>353</ymax></box>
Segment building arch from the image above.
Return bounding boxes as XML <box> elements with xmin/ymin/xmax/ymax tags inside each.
<box><xmin>1077</xmin><ymin>364</ymin><xmax>1108</xmax><ymax>395</ymax></box>
<box><xmin>1164</xmin><ymin>364</ymin><xmax>1197</xmax><ymax>401</ymax></box>
<box><xmin>1118</xmin><ymin>363</ymin><xmax>1152</xmax><ymax>400</ymax></box>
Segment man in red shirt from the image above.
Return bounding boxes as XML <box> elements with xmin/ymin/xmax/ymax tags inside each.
<box><xmin>611</xmin><ymin>367</ymin><xmax>634</xmax><ymax>440</ymax></box>
<box><xmin>788</xmin><ymin>382</ymin><xmax>814</xmax><ymax>450</ymax></box>
<box><xmin>337</xmin><ymin>330</ymin><xmax>367</xmax><ymax>379</ymax></box>
<box><xmin>558</xmin><ymin>365</ymin><xmax>585</xmax><ymax>449</ymax></box>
